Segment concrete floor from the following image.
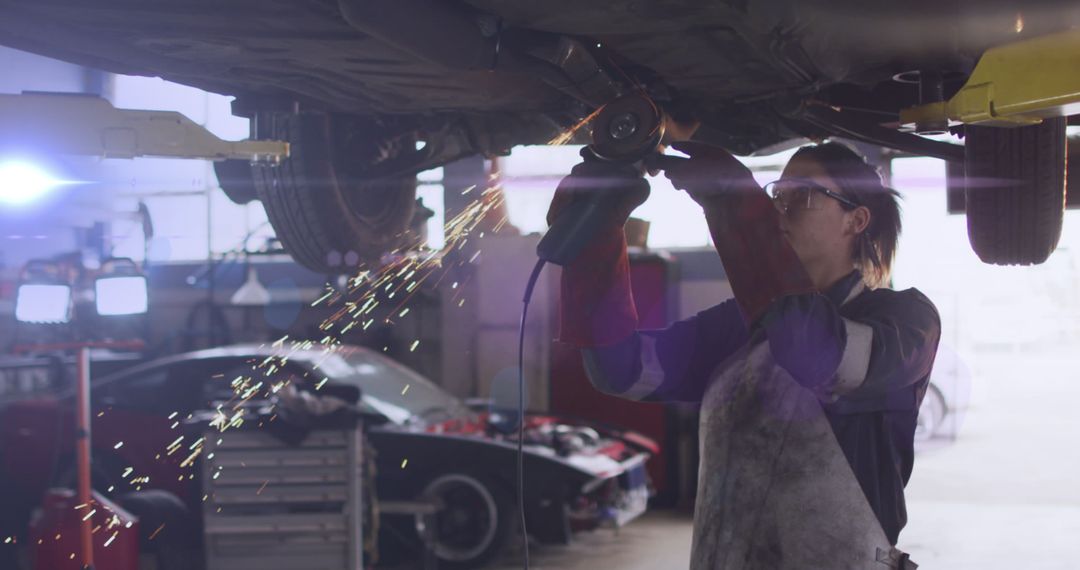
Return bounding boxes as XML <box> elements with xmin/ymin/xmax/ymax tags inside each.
<box><xmin>898</xmin><ymin>348</ymin><xmax>1080</xmax><ymax>569</ymax></box>
<box><xmin>490</xmin><ymin>347</ymin><xmax>1080</xmax><ymax>570</ymax></box>
<box><xmin>492</xmin><ymin>510</ymin><xmax>692</xmax><ymax>570</ymax></box>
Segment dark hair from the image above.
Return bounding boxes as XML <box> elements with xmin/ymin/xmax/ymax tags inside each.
<box><xmin>790</xmin><ymin>142</ymin><xmax>902</xmax><ymax>288</ymax></box>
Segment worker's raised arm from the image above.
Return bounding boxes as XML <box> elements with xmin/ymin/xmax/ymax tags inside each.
<box><xmin>661</xmin><ymin>141</ymin><xmax>817</xmax><ymax>322</ymax></box>
<box><xmin>581</xmin><ymin>299</ymin><xmax>748</xmax><ymax>403</ymax></box>
<box><xmin>552</xmin><ymin>141</ymin><xmax>820</xmax><ymax>404</ymax></box>
<box><xmin>548</xmin><ymin>154</ymin><xmax>751</xmax><ymax>404</ymax></box>
<box><xmin>546</xmin><ymin>157</ymin><xmax>650</xmax><ymax>347</ymax></box>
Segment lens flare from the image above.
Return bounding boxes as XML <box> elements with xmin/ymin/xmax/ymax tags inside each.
<box><xmin>0</xmin><ymin>160</ymin><xmax>66</xmax><ymax>205</ymax></box>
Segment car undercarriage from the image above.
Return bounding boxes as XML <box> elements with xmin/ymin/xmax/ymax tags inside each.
<box><xmin>1</xmin><ymin>0</ymin><xmax>1076</xmax><ymax>270</ymax></box>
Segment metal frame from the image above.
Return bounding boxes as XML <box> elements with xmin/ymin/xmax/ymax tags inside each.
<box><xmin>901</xmin><ymin>29</ymin><xmax>1080</xmax><ymax>130</ymax></box>
<box><xmin>0</xmin><ymin>92</ymin><xmax>288</xmax><ymax>162</ymax></box>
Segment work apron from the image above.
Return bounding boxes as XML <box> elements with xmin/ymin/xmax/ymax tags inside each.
<box><xmin>690</xmin><ymin>337</ymin><xmax>917</xmax><ymax>570</ymax></box>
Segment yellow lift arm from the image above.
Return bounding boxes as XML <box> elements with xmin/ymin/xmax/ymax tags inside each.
<box><xmin>0</xmin><ymin>92</ymin><xmax>288</xmax><ymax>162</ymax></box>
<box><xmin>901</xmin><ymin>28</ymin><xmax>1080</xmax><ymax>131</ymax></box>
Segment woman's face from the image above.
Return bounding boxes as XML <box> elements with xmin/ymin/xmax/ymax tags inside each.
<box><xmin>776</xmin><ymin>155</ymin><xmax>868</xmax><ymax>272</ymax></box>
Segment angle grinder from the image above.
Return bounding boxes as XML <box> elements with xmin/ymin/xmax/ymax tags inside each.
<box><xmin>536</xmin><ymin>93</ymin><xmax>688</xmax><ymax>265</ymax></box>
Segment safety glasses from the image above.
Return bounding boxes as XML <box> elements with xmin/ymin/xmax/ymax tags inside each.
<box><xmin>765</xmin><ymin>178</ymin><xmax>860</xmax><ymax>214</ymax></box>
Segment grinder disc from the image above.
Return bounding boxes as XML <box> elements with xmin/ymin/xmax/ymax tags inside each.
<box><xmin>589</xmin><ymin>93</ymin><xmax>666</xmax><ymax>162</ymax></box>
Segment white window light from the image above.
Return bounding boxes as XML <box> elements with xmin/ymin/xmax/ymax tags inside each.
<box><xmin>95</xmin><ymin>275</ymin><xmax>149</xmax><ymax>316</ymax></box>
<box><xmin>15</xmin><ymin>283</ymin><xmax>72</xmax><ymax>324</ymax></box>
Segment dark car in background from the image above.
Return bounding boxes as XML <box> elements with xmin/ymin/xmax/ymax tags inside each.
<box><xmin>0</xmin><ymin>344</ymin><xmax>655</xmax><ymax>568</ymax></box>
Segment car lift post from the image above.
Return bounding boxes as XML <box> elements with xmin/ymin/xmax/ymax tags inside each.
<box><xmin>74</xmin><ymin>346</ymin><xmax>93</xmax><ymax>570</ymax></box>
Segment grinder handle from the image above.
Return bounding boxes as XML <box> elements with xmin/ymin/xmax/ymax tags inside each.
<box><xmin>536</xmin><ymin>191</ymin><xmax>624</xmax><ymax>266</ymax></box>
<box><xmin>537</xmin><ymin>153</ymin><xmax>687</xmax><ymax>266</ymax></box>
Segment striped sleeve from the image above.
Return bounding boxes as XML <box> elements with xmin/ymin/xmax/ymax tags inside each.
<box><xmin>832</xmin><ymin>319</ymin><xmax>874</xmax><ymax>394</ymax></box>
<box><xmin>819</xmin><ymin>289</ymin><xmax>940</xmax><ymax>408</ymax></box>
<box><xmin>843</xmin><ymin>289</ymin><xmax>941</xmax><ymax>401</ymax></box>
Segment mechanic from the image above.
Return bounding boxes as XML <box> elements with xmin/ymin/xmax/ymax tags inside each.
<box><xmin>549</xmin><ymin>140</ymin><xmax>939</xmax><ymax>569</ymax></box>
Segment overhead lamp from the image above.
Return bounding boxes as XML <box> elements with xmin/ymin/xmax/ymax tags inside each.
<box><xmin>231</xmin><ymin>264</ymin><xmax>270</xmax><ymax>306</ymax></box>
<box><xmin>14</xmin><ymin>260</ymin><xmax>72</xmax><ymax>324</ymax></box>
<box><xmin>94</xmin><ymin>258</ymin><xmax>149</xmax><ymax>316</ymax></box>
<box><xmin>0</xmin><ymin>159</ymin><xmax>67</xmax><ymax>206</ymax></box>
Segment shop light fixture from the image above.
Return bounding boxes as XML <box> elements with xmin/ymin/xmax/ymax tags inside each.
<box><xmin>15</xmin><ymin>260</ymin><xmax>73</xmax><ymax>324</ymax></box>
<box><xmin>15</xmin><ymin>283</ymin><xmax>73</xmax><ymax>323</ymax></box>
<box><xmin>94</xmin><ymin>258</ymin><xmax>149</xmax><ymax>316</ymax></box>
<box><xmin>95</xmin><ymin>276</ymin><xmax>148</xmax><ymax>316</ymax></box>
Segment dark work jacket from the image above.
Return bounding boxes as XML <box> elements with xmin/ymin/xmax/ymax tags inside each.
<box><xmin>583</xmin><ymin>271</ymin><xmax>941</xmax><ymax>545</ymax></box>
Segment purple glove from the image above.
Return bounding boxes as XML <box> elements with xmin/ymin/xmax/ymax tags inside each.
<box><xmin>763</xmin><ymin>294</ymin><xmax>846</xmax><ymax>391</ymax></box>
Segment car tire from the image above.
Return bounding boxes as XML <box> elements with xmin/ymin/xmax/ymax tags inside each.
<box><xmin>530</xmin><ymin>499</ymin><xmax>572</xmax><ymax>545</ymax></box>
<box><xmin>115</xmin><ymin>490</ymin><xmax>201</xmax><ymax>570</ymax></box>
<box><xmin>416</xmin><ymin>473</ymin><xmax>516</xmax><ymax>569</ymax></box>
<box><xmin>915</xmin><ymin>384</ymin><xmax>947</xmax><ymax>441</ymax></box>
<box><xmin>964</xmin><ymin>118</ymin><xmax>1067</xmax><ymax>265</ymax></box>
<box><xmin>213</xmin><ymin>159</ymin><xmax>258</xmax><ymax>205</ymax></box>
<box><xmin>251</xmin><ymin>111</ymin><xmax>417</xmax><ymax>273</ymax></box>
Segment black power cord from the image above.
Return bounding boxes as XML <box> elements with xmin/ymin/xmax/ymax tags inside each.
<box><xmin>516</xmin><ymin>258</ymin><xmax>547</xmax><ymax>570</ymax></box>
